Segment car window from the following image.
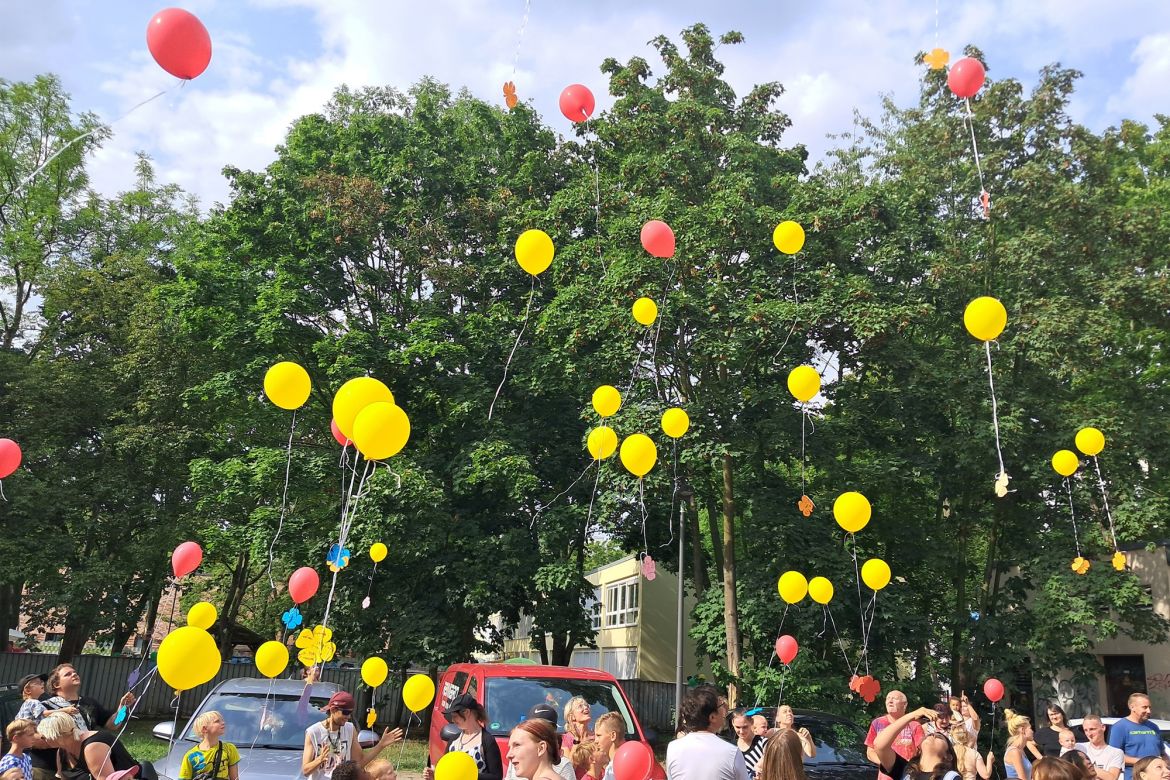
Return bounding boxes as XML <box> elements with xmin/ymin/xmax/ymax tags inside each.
<box><xmin>182</xmin><ymin>692</ymin><xmax>333</xmax><ymax>749</ymax></box>
<box><xmin>483</xmin><ymin>677</ymin><xmax>636</xmax><ymax>739</ymax></box>
<box><xmin>797</xmin><ymin>717</ymin><xmax>870</xmax><ymax>764</ymax></box>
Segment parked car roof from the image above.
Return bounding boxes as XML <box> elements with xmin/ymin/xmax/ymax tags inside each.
<box><xmin>444</xmin><ymin>662</ymin><xmax>620</xmax><ymax>682</ymax></box>
<box><xmin>210</xmin><ymin>677</ymin><xmax>341</xmax><ymax>697</ymax></box>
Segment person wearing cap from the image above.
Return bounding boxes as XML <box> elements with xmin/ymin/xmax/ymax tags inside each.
<box><xmin>423</xmin><ymin>693</ymin><xmax>503</xmax><ymax>780</ymax></box>
<box><xmin>302</xmin><ymin>691</ymin><xmax>402</xmax><ymax>780</ymax></box>
<box><xmin>36</xmin><ymin>710</ymin><xmax>139</xmax><ymax>780</ymax></box>
<box><xmin>15</xmin><ymin>673</ymin><xmax>75</xmax><ymax>780</ymax></box>
<box><xmin>503</xmin><ymin>704</ymin><xmax>574</xmax><ymax>780</ymax></box>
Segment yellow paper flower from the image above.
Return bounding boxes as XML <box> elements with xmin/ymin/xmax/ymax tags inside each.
<box><xmin>295</xmin><ymin>625</ymin><xmax>336</xmax><ymax>667</ymax></box>
<box><xmin>1112</xmin><ymin>551</ymin><xmax>1126</xmax><ymax>571</ymax></box>
<box><xmin>1071</xmin><ymin>556</ymin><xmax>1090</xmax><ymax>575</ymax></box>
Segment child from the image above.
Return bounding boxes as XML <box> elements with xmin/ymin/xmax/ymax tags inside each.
<box><xmin>570</xmin><ymin>741</ymin><xmax>605</xmax><ymax>780</ymax></box>
<box><xmin>594</xmin><ymin>713</ymin><xmax>626</xmax><ymax>780</ymax></box>
<box><xmin>179</xmin><ymin>712</ymin><xmax>240</xmax><ymax>780</ymax></box>
<box><xmin>363</xmin><ymin>759</ymin><xmax>397</xmax><ymax>780</ymax></box>
<box><xmin>1</xmin><ymin>719</ymin><xmax>37</xmax><ymax>780</ymax></box>
<box><xmin>1058</xmin><ymin>729</ymin><xmax>1077</xmax><ymax>756</ymax></box>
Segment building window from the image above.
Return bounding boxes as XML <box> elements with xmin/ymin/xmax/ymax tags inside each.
<box><xmin>605</xmin><ymin>578</ymin><xmax>639</xmax><ymax>628</ymax></box>
<box><xmin>588</xmin><ymin>588</ymin><xmax>602</xmax><ymax>631</ymax></box>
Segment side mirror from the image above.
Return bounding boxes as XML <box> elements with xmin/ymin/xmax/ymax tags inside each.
<box><xmin>358</xmin><ymin>730</ymin><xmax>379</xmax><ymax>749</ymax></box>
<box><xmin>152</xmin><ymin>722</ymin><xmax>175</xmax><ymax>741</ymax></box>
<box><xmin>643</xmin><ymin>728</ymin><xmax>658</xmax><ymax>746</ymax></box>
<box><xmin>440</xmin><ymin>724</ymin><xmax>462</xmax><ymax>742</ymax></box>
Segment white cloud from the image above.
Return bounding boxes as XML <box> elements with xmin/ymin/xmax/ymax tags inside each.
<box><xmin>1107</xmin><ymin>32</ymin><xmax>1170</xmax><ymax>122</ymax></box>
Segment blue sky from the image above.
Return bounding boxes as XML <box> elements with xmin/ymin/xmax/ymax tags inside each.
<box><xmin>2</xmin><ymin>0</ymin><xmax>1167</xmax><ymax>206</ymax></box>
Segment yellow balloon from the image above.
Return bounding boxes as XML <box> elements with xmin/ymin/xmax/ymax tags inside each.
<box><xmin>861</xmin><ymin>558</ymin><xmax>892</xmax><ymax>591</ymax></box>
<box><xmin>435</xmin><ymin>751</ymin><xmax>478</xmax><ymax>780</ymax></box>
<box><xmin>632</xmin><ymin>297</ymin><xmax>658</xmax><ymax>326</ymax></box>
<box><xmin>157</xmin><ymin>626</ymin><xmax>219</xmax><ymax>692</ymax></box>
<box><xmin>661</xmin><ymin>408</ymin><xmax>690</xmax><ymax>439</ymax></box>
<box><xmin>833</xmin><ymin>491</ymin><xmax>872</xmax><ymax>534</ymax></box>
<box><xmin>264</xmin><ymin>362</ymin><xmax>311</xmax><ymax>410</ymax></box>
<box><xmin>787</xmin><ymin>366</ymin><xmax>820</xmax><ymax>403</ymax></box>
<box><xmin>963</xmin><ymin>296</ymin><xmax>1008</xmax><ymax>341</ymax></box>
<box><xmin>587</xmin><ymin>426</ymin><xmax>618</xmax><ymax>460</ymax></box>
<box><xmin>592</xmin><ymin>385</ymin><xmax>622</xmax><ymax>418</ymax></box>
<box><xmin>186</xmin><ymin>602</ymin><xmax>217</xmax><ymax>630</ymax></box>
<box><xmin>370</xmin><ymin>542</ymin><xmax>388</xmax><ymax>563</ymax></box>
<box><xmin>254</xmin><ymin>640</ymin><xmax>289</xmax><ymax>679</ymax></box>
<box><xmin>361</xmin><ymin>656</ymin><xmax>388</xmax><ymax>688</ymax></box>
<box><xmin>1051</xmin><ymin>450</ymin><xmax>1079</xmax><ymax>478</ymax></box>
<box><xmin>352</xmin><ymin>402</ymin><xmax>411</xmax><ymax>460</ymax></box>
<box><xmin>402</xmin><ymin>673</ymin><xmax>435</xmax><ymax>712</ymax></box>
<box><xmin>777</xmin><ymin>571</ymin><xmax>808</xmax><ymax>604</ymax></box>
<box><xmin>515</xmin><ymin>229</ymin><xmax>554</xmax><ymax>276</ymax></box>
<box><xmin>808</xmin><ymin>576</ymin><xmax>834</xmax><ymax>605</ymax></box>
<box><xmin>1075</xmin><ymin>427</ymin><xmax>1105</xmax><ymax>457</ymax></box>
<box><xmin>619</xmin><ymin>434</ymin><xmax>658</xmax><ymax>478</ymax></box>
<box><xmin>333</xmin><ymin>377</ymin><xmax>394</xmax><ymax>440</ymax></box>
<box><xmin>773</xmin><ymin>221</ymin><xmax>806</xmax><ymax>255</ymax></box>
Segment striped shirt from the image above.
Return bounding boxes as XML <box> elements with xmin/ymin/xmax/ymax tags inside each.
<box><xmin>741</xmin><ymin>735</ymin><xmax>767</xmax><ymax>778</ymax></box>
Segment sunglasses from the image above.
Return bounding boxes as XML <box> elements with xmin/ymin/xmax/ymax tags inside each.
<box><xmin>337</xmin><ymin>709</ymin><xmax>353</xmax><ymax>716</ymax></box>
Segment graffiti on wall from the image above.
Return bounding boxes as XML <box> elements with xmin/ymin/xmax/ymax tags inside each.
<box><xmin>1037</xmin><ymin>674</ymin><xmax>1099</xmax><ymax>718</ymax></box>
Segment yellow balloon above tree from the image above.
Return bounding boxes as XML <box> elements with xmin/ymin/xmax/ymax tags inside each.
<box><xmin>619</xmin><ymin>434</ymin><xmax>657</xmax><ymax>478</ymax></box>
<box><xmin>587</xmin><ymin>426</ymin><xmax>618</xmax><ymax>460</ymax></box>
<box><xmin>787</xmin><ymin>366</ymin><xmax>820</xmax><ymax>403</ymax></box>
<box><xmin>777</xmin><ymin>570</ymin><xmax>808</xmax><ymax>604</ymax></box>
<box><xmin>264</xmin><ymin>362</ymin><xmax>311</xmax><ymax>410</ymax></box>
<box><xmin>963</xmin><ymin>297</ymin><xmax>1008</xmax><ymax>341</ymax></box>
<box><xmin>592</xmin><ymin>385</ymin><xmax>622</xmax><ymax>418</ymax></box>
<box><xmin>632</xmin><ymin>297</ymin><xmax>658</xmax><ymax>326</ymax></box>
<box><xmin>515</xmin><ymin>229</ymin><xmax>554</xmax><ymax>276</ymax></box>
<box><xmin>1075</xmin><ymin>427</ymin><xmax>1105</xmax><ymax>456</ymax></box>
<box><xmin>833</xmin><ymin>491</ymin><xmax>872</xmax><ymax>533</ymax></box>
<box><xmin>773</xmin><ymin>221</ymin><xmax>806</xmax><ymax>255</ymax></box>
<box><xmin>661</xmin><ymin>408</ymin><xmax>690</xmax><ymax>439</ymax></box>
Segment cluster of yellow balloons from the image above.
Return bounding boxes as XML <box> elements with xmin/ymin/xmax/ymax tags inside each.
<box><xmin>776</xmin><ymin>570</ymin><xmax>834</xmax><ymax>605</ymax></box>
<box><xmin>832</xmin><ymin>491</ymin><xmax>871</xmax><ymax>533</ymax></box>
<box><xmin>515</xmin><ymin>229</ymin><xmax>554</xmax><ymax>276</ymax></box>
<box><xmin>402</xmin><ymin>673</ymin><xmax>435</xmax><ymax>712</ymax></box>
<box><xmin>333</xmin><ymin>377</ymin><xmax>411</xmax><ymax>461</ymax></box>
<box><xmin>963</xmin><ymin>296</ymin><xmax>1008</xmax><ymax>342</ymax></box>
<box><xmin>584</xmin><ymin>385</ymin><xmax>689</xmax><ymax>479</ymax></box>
<box><xmin>264</xmin><ymin>361</ymin><xmax>312</xmax><ymax>410</ymax></box>
<box><xmin>157</xmin><ymin>625</ymin><xmax>219</xmax><ymax>691</ymax></box>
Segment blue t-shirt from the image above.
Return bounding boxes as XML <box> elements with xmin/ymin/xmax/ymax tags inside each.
<box><xmin>1107</xmin><ymin>718</ymin><xmax>1162</xmax><ymax>780</ymax></box>
<box><xmin>0</xmin><ymin>752</ymin><xmax>33</xmax><ymax>780</ymax></box>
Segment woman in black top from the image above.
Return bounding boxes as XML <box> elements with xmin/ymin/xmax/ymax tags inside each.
<box><xmin>36</xmin><ymin>712</ymin><xmax>136</xmax><ymax>780</ymax></box>
<box><xmin>422</xmin><ymin>693</ymin><xmax>503</xmax><ymax>780</ymax></box>
<box><xmin>1034</xmin><ymin>705</ymin><xmax>1069</xmax><ymax>758</ymax></box>
<box><xmin>731</xmin><ymin>709</ymin><xmax>767</xmax><ymax>779</ymax></box>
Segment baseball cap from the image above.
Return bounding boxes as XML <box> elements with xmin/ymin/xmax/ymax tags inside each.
<box><xmin>106</xmin><ymin>767</ymin><xmax>139</xmax><ymax>780</ymax></box>
<box><xmin>321</xmin><ymin>691</ymin><xmax>356</xmax><ymax>712</ymax></box>
<box><xmin>443</xmin><ymin>693</ymin><xmax>478</xmax><ymax>718</ymax></box>
<box><xmin>17</xmin><ymin>673</ymin><xmax>47</xmax><ymax>692</ymax></box>
<box><xmin>527</xmin><ymin>703</ymin><xmax>558</xmax><ymax>727</ymax></box>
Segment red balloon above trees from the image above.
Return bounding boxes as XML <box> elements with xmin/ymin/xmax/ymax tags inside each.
<box><xmin>0</xmin><ymin>439</ymin><xmax>22</xmax><ymax>479</ymax></box>
<box><xmin>288</xmin><ymin>567</ymin><xmax>320</xmax><ymax>604</ymax></box>
<box><xmin>147</xmin><ymin>8</ymin><xmax>212</xmax><ymax>80</ymax></box>
<box><xmin>171</xmin><ymin>541</ymin><xmax>203</xmax><ymax>578</ymax></box>
<box><xmin>775</xmin><ymin>635</ymin><xmax>799</xmax><ymax>665</ymax></box>
<box><xmin>640</xmin><ymin>220</ymin><xmax>676</xmax><ymax>259</ymax></box>
<box><xmin>983</xmin><ymin>677</ymin><xmax>1005</xmax><ymax>703</ymax></box>
<box><xmin>559</xmin><ymin>84</ymin><xmax>595</xmax><ymax>123</ymax></box>
<box><xmin>948</xmin><ymin>57</ymin><xmax>986</xmax><ymax>99</ymax></box>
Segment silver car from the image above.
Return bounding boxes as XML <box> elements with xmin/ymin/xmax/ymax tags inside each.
<box><xmin>152</xmin><ymin>678</ymin><xmax>380</xmax><ymax>780</ymax></box>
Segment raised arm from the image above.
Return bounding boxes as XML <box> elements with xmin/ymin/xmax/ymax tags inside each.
<box><xmin>873</xmin><ymin>708</ymin><xmax>936</xmax><ymax>772</ymax></box>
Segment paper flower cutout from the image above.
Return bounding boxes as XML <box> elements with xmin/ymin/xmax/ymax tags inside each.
<box><xmin>326</xmin><ymin>544</ymin><xmax>351</xmax><ymax>572</ymax></box>
<box><xmin>1071</xmin><ymin>557</ymin><xmax>1090</xmax><ymax>575</ymax></box>
<box><xmin>798</xmin><ymin>495</ymin><xmax>814</xmax><ymax>517</ymax></box>
<box><xmin>503</xmin><ymin>81</ymin><xmax>518</xmax><ymax>110</ymax></box>
<box><xmin>1112</xmin><ymin>551</ymin><xmax>1126</xmax><ymax>571</ymax></box>
<box><xmin>114</xmin><ymin>706</ymin><xmax>128</xmax><ymax>726</ymax></box>
<box><xmin>994</xmin><ymin>471</ymin><xmax>1011</xmax><ymax>498</ymax></box>
<box><xmin>362</xmin><ymin>596</ymin><xmax>371</xmax><ymax>609</ymax></box>
<box><xmin>282</xmin><ymin>606</ymin><xmax>304</xmax><ymax>630</ymax></box>
<box><xmin>296</xmin><ymin>625</ymin><xmax>337</xmax><ymax>667</ymax></box>
<box><xmin>850</xmin><ymin>674</ymin><xmax>882</xmax><ymax>703</ymax></box>
<box><xmin>126</xmin><ymin>669</ymin><xmax>141</xmax><ymax>689</ymax></box>
<box><xmin>641</xmin><ymin>555</ymin><xmax>657</xmax><ymax>581</ymax></box>
<box><xmin>925</xmin><ymin>47</ymin><xmax>950</xmax><ymax>70</ymax></box>
<box><xmin>366</xmin><ymin>708</ymin><xmax>377</xmax><ymax>729</ymax></box>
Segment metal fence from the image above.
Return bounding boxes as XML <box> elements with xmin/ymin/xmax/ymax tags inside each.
<box><xmin>618</xmin><ymin>678</ymin><xmax>675</xmax><ymax>733</ymax></box>
<box><xmin>0</xmin><ymin>653</ymin><xmax>430</xmax><ymax>729</ymax></box>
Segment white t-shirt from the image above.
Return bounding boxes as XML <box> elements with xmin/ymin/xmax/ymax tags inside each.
<box><xmin>666</xmin><ymin>731</ymin><xmax>749</xmax><ymax>780</ymax></box>
<box><xmin>305</xmin><ymin>721</ymin><xmax>355</xmax><ymax>780</ymax></box>
<box><xmin>503</xmin><ymin>756</ymin><xmax>575</xmax><ymax>780</ymax></box>
<box><xmin>1078</xmin><ymin>742</ymin><xmax>1126</xmax><ymax>774</ymax></box>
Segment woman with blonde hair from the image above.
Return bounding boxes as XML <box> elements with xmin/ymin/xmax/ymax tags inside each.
<box><xmin>755</xmin><ymin>730</ymin><xmax>806</xmax><ymax>780</ymax></box>
<box><xmin>1004</xmin><ymin>710</ymin><xmax>1034</xmax><ymax>780</ymax></box>
<box><xmin>560</xmin><ymin>698</ymin><xmax>592</xmax><ymax>756</ymax></box>
<box><xmin>36</xmin><ymin>711</ymin><xmax>137</xmax><ymax>780</ymax></box>
<box><xmin>951</xmin><ymin>724</ymin><xmax>994</xmax><ymax>780</ymax></box>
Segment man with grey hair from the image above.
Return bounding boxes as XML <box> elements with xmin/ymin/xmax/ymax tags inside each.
<box><xmin>1077</xmin><ymin>713</ymin><xmax>1124</xmax><ymax>780</ymax></box>
<box><xmin>865</xmin><ymin>691</ymin><xmax>924</xmax><ymax>780</ymax></box>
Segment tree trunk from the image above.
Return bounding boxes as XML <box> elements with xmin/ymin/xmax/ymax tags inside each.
<box><xmin>140</xmin><ymin>586</ymin><xmax>163</xmax><ymax>657</ymax></box>
<box><xmin>532</xmin><ymin>628</ymin><xmax>549</xmax><ymax>665</ymax></box>
<box><xmin>705</xmin><ymin>494</ymin><xmax>724</xmax><ymax>575</ymax></box>
<box><xmin>0</xmin><ymin>582</ymin><xmax>22</xmax><ymax>651</ymax></box>
<box><xmin>721</xmin><ymin>452</ymin><xmax>741</xmax><ymax>706</ymax></box>
<box><xmin>57</xmin><ymin>614</ymin><xmax>91</xmax><ymax>663</ymax></box>
<box><xmin>688</xmin><ymin>495</ymin><xmax>707</xmax><ymax>594</ymax></box>
<box><xmin>551</xmin><ymin>632</ymin><xmax>571</xmax><ymax>666</ymax></box>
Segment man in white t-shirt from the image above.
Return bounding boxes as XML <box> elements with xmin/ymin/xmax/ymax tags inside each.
<box><xmin>302</xmin><ymin>691</ymin><xmax>402</xmax><ymax>780</ymax></box>
<box><xmin>666</xmin><ymin>685</ymin><xmax>748</xmax><ymax>780</ymax></box>
<box><xmin>1078</xmin><ymin>714</ymin><xmax>1125</xmax><ymax>780</ymax></box>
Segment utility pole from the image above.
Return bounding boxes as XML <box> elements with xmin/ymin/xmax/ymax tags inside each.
<box><xmin>674</xmin><ymin>480</ymin><xmax>693</xmax><ymax>727</ymax></box>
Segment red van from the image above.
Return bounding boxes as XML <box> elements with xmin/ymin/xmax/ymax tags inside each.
<box><xmin>427</xmin><ymin>662</ymin><xmax>660</xmax><ymax>769</ymax></box>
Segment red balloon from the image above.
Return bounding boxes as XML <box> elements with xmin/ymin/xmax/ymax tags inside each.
<box><xmin>775</xmin><ymin>634</ymin><xmax>799</xmax><ymax>665</ymax></box>
<box><xmin>171</xmin><ymin>541</ymin><xmax>203</xmax><ymax>578</ymax></box>
<box><xmin>612</xmin><ymin>741</ymin><xmax>654</xmax><ymax>780</ymax></box>
<box><xmin>559</xmin><ymin>84</ymin><xmax>596</xmax><ymax>123</ymax></box>
<box><xmin>330</xmin><ymin>419</ymin><xmax>349</xmax><ymax>447</ymax></box>
<box><xmin>146</xmin><ymin>8</ymin><xmax>212</xmax><ymax>80</ymax></box>
<box><xmin>0</xmin><ymin>438</ymin><xmax>22</xmax><ymax>479</ymax></box>
<box><xmin>640</xmin><ymin>220</ymin><xmax>676</xmax><ymax>259</ymax></box>
<box><xmin>289</xmin><ymin>566</ymin><xmax>320</xmax><ymax>604</ymax></box>
<box><xmin>983</xmin><ymin>677</ymin><xmax>1004</xmax><ymax>703</ymax></box>
<box><xmin>648</xmin><ymin>763</ymin><xmax>666</xmax><ymax>780</ymax></box>
<box><xmin>948</xmin><ymin>57</ymin><xmax>986</xmax><ymax>99</ymax></box>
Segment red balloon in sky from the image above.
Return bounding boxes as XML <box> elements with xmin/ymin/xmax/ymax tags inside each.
<box><xmin>983</xmin><ymin>677</ymin><xmax>1005</xmax><ymax>703</ymax></box>
<box><xmin>640</xmin><ymin>220</ymin><xmax>676</xmax><ymax>259</ymax></box>
<box><xmin>948</xmin><ymin>57</ymin><xmax>986</xmax><ymax>99</ymax></box>
<box><xmin>559</xmin><ymin>84</ymin><xmax>596</xmax><ymax>123</ymax></box>
<box><xmin>775</xmin><ymin>634</ymin><xmax>799</xmax><ymax>665</ymax></box>
<box><xmin>0</xmin><ymin>439</ymin><xmax>22</xmax><ymax>479</ymax></box>
<box><xmin>171</xmin><ymin>541</ymin><xmax>203</xmax><ymax>578</ymax></box>
<box><xmin>147</xmin><ymin>8</ymin><xmax>213</xmax><ymax>80</ymax></box>
<box><xmin>288</xmin><ymin>566</ymin><xmax>320</xmax><ymax>604</ymax></box>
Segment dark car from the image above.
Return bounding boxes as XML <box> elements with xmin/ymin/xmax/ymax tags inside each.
<box><xmin>728</xmin><ymin>707</ymin><xmax>877</xmax><ymax>780</ymax></box>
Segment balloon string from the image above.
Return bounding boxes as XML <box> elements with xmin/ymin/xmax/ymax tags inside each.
<box><xmin>268</xmin><ymin>410</ymin><xmax>299</xmax><ymax>591</ymax></box>
<box><xmin>800</xmin><ymin>406</ymin><xmax>808</xmax><ymax>494</ymax></box>
<box><xmin>321</xmin><ymin>460</ymin><xmax>373</xmax><ymax>637</ymax></box>
<box><xmin>849</xmin><ymin>535</ymin><xmax>869</xmax><ymax>673</ymax></box>
<box><xmin>582</xmin><ymin>459</ymin><xmax>603</xmax><ymax>550</ymax></box>
<box><xmin>963</xmin><ymin>97</ymin><xmax>990</xmax><ymax>219</ymax></box>
<box><xmin>825</xmin><ymin>608</ymin><xmax>855</xmax><ymax>675</ymax></box>
<box><xmin>1092</xmin><ymin>456</ymin><xmax>1119</xmax><ymax>550</ymax></box>
<box><xmin>639</xmin><ymin>478</ymin><xmax>649</xmax><ymax>555</ymax></box>
<box><xmin>624</xmin><ymin>263</ymin><xmax>676</xmax><ymax>396</ymax></box>
<box><xmin>242</xmin><ymin>678</ymin><xmax>276</xmax><ymax>765</ymax></box>
<box><xmin>396</xmin><ymin>712</ymin><xmax>417</xmax><ymax>770</ymax></box>
<box><xmin>533</xmin><ymin>459</ymin><xmax>597</xmax><ymax>528</ymax></box>
<box><xmin>0</xmin><ymin>480</ymin><xmax>6</xmax><ymax>501</ymax></box>
<box><xmin>102</xmin><ymin>666</ymin><xmax>158</xmax><ymax>770</ymax></box>
<box><xmin>659</xmin><ymin>438</ymin><xmax>679</xmax><ymax>549</ymax></box>
<box><xmin>770</xmin><ymin>251</ymin><xmax>801</xmax><ymax>366</ymax></box>
<box><xmin>166</xmin><ymin>691</ymin><xmax>181</xmax><ymax>765</ymax></box>
<box><xmin>1064</xmin><ymin>477</ymin><xmax>1082</xmax><ymax>556</ymax></box>
<box><xmin>488</xmin><ymin>277</ymin><xmax>536</xmax><ymax>421</ymax></box>
<box><xmin>510</xmin><ymin>0</ymin><xmax>532</xmax><ymax>79</ymax></box>
<box><xmin>984</xmin><ymin>341</ymin><xmax>1006</xmax><ymax>478</ymax></box>
<box><xmin>1</xmin><ymin>85</ymin><xmax>174</xmax><ymax>203</ymax></box>
<box><xmin>861</xmin><ymin>592</ymin><xmax>877</xmax><ymax>676</ymax></box>
<box><xmin>754</xmin><ymin>603</ymin><xmax>791</xmax><ymax>708</ymax></box>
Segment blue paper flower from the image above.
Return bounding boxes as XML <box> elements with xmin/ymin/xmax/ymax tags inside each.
<box><xmin>326</xmin><ymin>544</ymin><xmax>351</xmax><ymax>572</ymax></box>
<box><xmin>282</xmin><ymin>606</ymin><xmax>303</xmax><ymax>630</ymax></box>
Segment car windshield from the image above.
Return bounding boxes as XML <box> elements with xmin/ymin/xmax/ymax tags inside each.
<box><xmin>181</xmin><ymin>692</ymin><xmax>333</xmax><ymax>749</ymax></box>
<box><xmin>483</xmin><ymin>677</ymin><xmax>637</xmax><ymax>739</ymax></box>
<box><xmin>797</xmin><ymin>717</ymin><xmax>870</xmax><ymax>765</ymax></box>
